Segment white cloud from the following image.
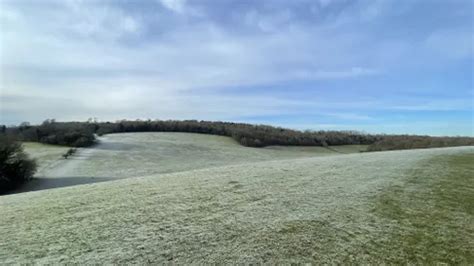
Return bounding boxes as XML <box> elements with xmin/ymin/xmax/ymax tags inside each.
<box><xmin>159</xmin><ymin>0</ymin><xmax>187</xmax><ymax>13</ymax></box>
<box><xmin>291</xmin><ymin>67</ymin><xmax>380</xmax><ymax>80</ymax></box>
<box><xmin>121</xmin><ymin>16</ymin><xmax>141</xmax><ymax>33</ymax></box>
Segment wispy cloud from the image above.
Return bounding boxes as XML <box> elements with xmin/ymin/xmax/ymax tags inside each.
<box><xmin>291</xmin><ymin>67</ymin><xmax>380</xmax><ymax>80</ymax></box>
<box><xmin>159</xmin><ymin>0</ymin><xmax>187</xmax><ymax>13</ymax></box>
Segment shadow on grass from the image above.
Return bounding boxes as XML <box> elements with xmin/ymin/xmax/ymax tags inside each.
<box><xmin>6</xmin><ymin>176</ymin><xmax>117</xmax><ymax>195</ymax></box>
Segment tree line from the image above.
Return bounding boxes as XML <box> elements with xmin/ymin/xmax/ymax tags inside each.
<box><xmin>366</xmin><ymin>135</ymin><xmax>474</xmax><ymax>151</ymax></box>
<box><xmin>1</xmin><ymin>119</ymin><xmax>473</xmax><ymax>150</ymax></box>
<box><xmin>2</xmin><ymin>119</ymin><xmax>96</xmax><ymax>147</ymax></box>
<box><xmin>2</xmin><ymin>119</ymin><xmax>380</xmax><ymax>148</ymax></box>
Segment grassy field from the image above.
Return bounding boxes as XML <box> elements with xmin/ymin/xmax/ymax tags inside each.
<box><xmin>16</xmin><ymin>133</ymin><xmax>367</xmax><ymax>192</ymax></box>
<box><xmin>22</xmin><ymin>142</ymin><xmax>69</xmax><ymax>174</ymax></box>
<box><xmin>0</xmin><ymin>138</ymin><xmax>472</xmax><ymax>263</ymax></box>
<box><xmin>372</xmin><ymin>152</ymin><xmax>474</xmax><ymax>264</ymax></box>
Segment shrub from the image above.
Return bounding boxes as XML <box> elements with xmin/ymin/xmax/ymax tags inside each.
<box><xmin>63</xmin><ymin>148</ymin><xmax>77</xmax><ymax>159</ymax></box>
<box><xmin>0</xmin><ymin>136</ymin><xmax>37</xmax><ymax>193</ymax></box>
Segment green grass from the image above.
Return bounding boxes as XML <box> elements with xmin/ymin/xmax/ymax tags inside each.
<box><xmin>372</xmin><ymin>152</ymin><xmax>474</xmax><ymax>264</ymax></box>
<box><xmin>1</xmin><ymin>145</ymin><xmax>472</xmax><ymax>263</ymax></box>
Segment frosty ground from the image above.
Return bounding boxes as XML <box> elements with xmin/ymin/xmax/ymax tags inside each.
<box><xmin>0</xmin><ymin>133</ymin><xmax>472</xmax><ymax>264</ymax></box>
<box><xmin>16</xmin><ymin>132</ymin><xmax>366</xmax><ymax>192</ymax></box>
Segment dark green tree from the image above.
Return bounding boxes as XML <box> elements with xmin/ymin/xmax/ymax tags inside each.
<box><xmin>0</xmin><ymin>136</ymin><xmax>37</xmax><ymax>193</ymax></box>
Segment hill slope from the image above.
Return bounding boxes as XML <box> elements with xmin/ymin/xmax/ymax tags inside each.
<box><xmin>18</xmin><ymin>132</ymin><xmax>366</xmax><ymax>192</ymax></box>
<box><xmin>1</xmin><ymin>146</ymin><xmax>472</xmax><ymax>264</ymax></box>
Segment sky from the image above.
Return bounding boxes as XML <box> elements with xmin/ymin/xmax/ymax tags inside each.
<box><xmin>0</xmin><ymin>0</ymin><xmax>473</xmax><ymax>136</ymax></box>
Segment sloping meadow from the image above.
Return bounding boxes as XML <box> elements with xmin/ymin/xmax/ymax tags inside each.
<box><xmin>1</xmin><ymin>146</ymin><xmax>472</xmax><ymax>264</ymax></box>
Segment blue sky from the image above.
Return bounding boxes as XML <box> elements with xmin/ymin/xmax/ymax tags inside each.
<box><xmin>0</xmin><ymin>0</ymin><xmax>472</xmax><ymax>135</ymax></box>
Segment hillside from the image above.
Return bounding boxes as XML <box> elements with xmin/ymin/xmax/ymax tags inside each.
<box><xmin>17</xmin><ymin>133</ymin><xmax>366</xmax><ymax>192</ymax></box>
<box><xmin>1</xmin><ymin>145</ymin><xmax>472</xmax><ymax>264</ymax></box>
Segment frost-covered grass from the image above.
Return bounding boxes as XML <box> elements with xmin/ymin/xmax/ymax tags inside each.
<box><xmin>21</xmin><ymin>133</ymin><xmax>366</xmax><ymax>191</ymax></box>
<box><xmin>22</xmin><ymin>142</ymin><xmax>69</xmax><ymax>174</ymax></box>
<box><xmin>1</xmin><ymin>146</ymin><xmax>472</xmax><ymax>264</ymax></box>
<box><xmin>78</xmin><ymin>132</ymin><xmax>366</xmax><ymax>178</ymax></box>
